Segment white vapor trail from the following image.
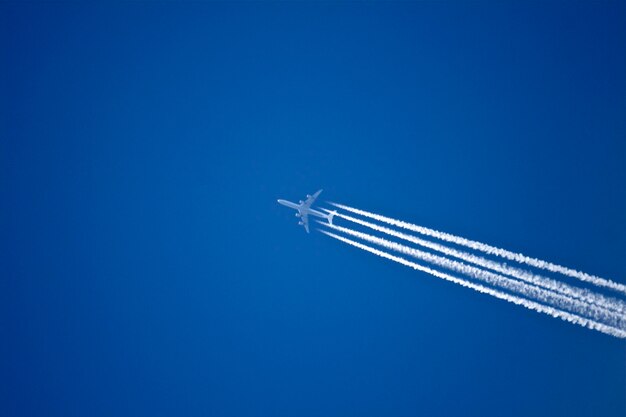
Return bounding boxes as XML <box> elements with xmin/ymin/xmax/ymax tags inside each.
<box><xmin>331</xmin><ymin>203</ymin><xmax>626</xmax><ymax>295</ymax></box>
<box><xmin>326</xmin><ymin>211</ymin><xmax>626</xmax><ymax>315</ymax></box>
<box><xmin>320</xmin><ymin>222</ymin><xmax>626</xmax><ymax>329</ymax></box>
<box><xmin>319</xmin><ymin>230</ymin><xmax>626</xmax><ymax>339</ymax></box>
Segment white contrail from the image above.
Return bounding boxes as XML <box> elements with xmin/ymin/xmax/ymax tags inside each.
<box><xmin>321</xmin><ymin>222</ymin><xmax>626</xmax><ymax>329</ymax></box>
<box><xmin>319</xmin><ymin>230</ymin><xmax>626</xmax><ymax>339</ymax></box>
<box><xmin>326</xmin><ymin>211</ymin><xmax>626</xmax><ymax>315</ymax></box>
<box><xmin>330</xmin><ymin>202</ymin><xmax>626</xmax><ymax>295</ymax></box>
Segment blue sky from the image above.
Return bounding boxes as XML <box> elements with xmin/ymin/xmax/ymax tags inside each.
<box><xmin>2</xmin><ymin>2</ymin><xmax>625</xmax><ymax>416</ymax></box>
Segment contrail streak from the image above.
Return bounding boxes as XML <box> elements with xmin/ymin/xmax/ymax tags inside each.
<box><xmin>319</xmin><ymin>230</ymin><xmax>626</xmax><ymax>339</ymax></box>
<box><xmin>326</xmin><ymin>211</ymin><xmax>626</xmax><ymax>315</ymax></box>
<box><xmin>320</xmin><ymin>222</ymin><xmax>626</xmax><ymax>329</ymax></box>
<box><xmin>330</xmin><ymin>202</ymin><xmax>626</xmax><ymax>295</ymax></box>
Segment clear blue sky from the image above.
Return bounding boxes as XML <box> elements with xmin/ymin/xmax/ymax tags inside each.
<box><xmin>2</xmin><ymin>2</ymin><xmax>625</xmax><ymax>416</ymax></box>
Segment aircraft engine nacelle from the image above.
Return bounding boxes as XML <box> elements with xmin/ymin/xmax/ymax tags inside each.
<box><xmin>298</xmin><ymin>221</ymin><xmax>303</xmax><ymax>225</ymax></box>
<box><xmin>306</xmin><ymin>194</ymin><xmax>311</xmax><ymax>198</ymax></box>
<box><xmin>295</xmin><ymin>213</ymin><xmax>300</xmax><ymax>217</ymax></box>
<box><xmin>299</xmin><ymin>200</ymin><xmax>303</xmax><ymax>204</ymax></box>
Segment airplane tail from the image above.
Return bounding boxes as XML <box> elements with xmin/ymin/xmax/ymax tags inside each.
<box><xmin>326</xmin><ymin>210</ymin><xmax>337</xmax><ymax>225</ymax></box>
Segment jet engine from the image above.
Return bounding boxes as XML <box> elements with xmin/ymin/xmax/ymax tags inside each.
<box><xmin>298</xmin><ymin>221</ymin><xmax>304</xmax><ymax>225</ymax></box>
<box><xmin>295</xmin><ymin>213</ymin><xmax>301</xmax><ymax>217</ymax></box>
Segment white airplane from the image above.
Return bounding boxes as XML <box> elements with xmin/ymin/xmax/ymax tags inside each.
<box><xmin>277</xmin><ymin>189</ymin><xmax>337</xmax><ymax>233</ymax></box>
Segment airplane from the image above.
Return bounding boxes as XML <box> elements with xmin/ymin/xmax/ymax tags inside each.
<box><xmin>277</xmin><ymin>189</ymin><xmax>337</xmax><ymax>233</ymax></box>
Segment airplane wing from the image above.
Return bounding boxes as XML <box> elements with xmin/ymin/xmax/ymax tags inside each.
<box><xmin>300</xmin><ymin>212</ymin><xmax>310</xmax><ymax>233</ymax></box>
<box><xmin>302</xmin><ymin>189</ymin><xmax>323</xmax><ymax>209</ymax></box>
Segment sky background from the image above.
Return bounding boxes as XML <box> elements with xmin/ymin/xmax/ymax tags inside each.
<box><xmin>2</xmin><ymin>2</ymin><xmax>625</xmax><ymax>416</ymax></box>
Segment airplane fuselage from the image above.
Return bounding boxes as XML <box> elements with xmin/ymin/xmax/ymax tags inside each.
<box><xmin>277</xmin><ymin>199</ymin><xmax>327</xmax><ymax>218</ymax></box>
<box><xmin>277</xmin><ymin>199</ymin><xmax>299</xmax><ymax>210</ymax></box>
<box><xmin>277</xmin><ymin>190</ymin><xmax>336</xmax><ymax>233</ymax></box>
